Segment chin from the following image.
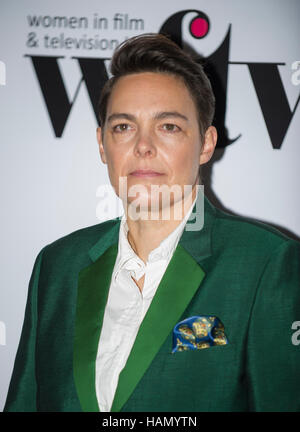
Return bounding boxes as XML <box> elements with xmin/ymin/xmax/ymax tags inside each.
<box><xmin>126</xmin><ymin>192</ymin><xmax>179</xmax><ymax>221</ymax></box>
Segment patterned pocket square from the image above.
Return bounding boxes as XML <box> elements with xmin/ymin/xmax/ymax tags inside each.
<box><xmin>172</xmin><ymin>315</ymin><xmax>228</xmax><ymax>353</ymax></box>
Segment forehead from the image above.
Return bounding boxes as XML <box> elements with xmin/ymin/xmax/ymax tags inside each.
<box><xmin>106</xmin><ymin>72</ymin><xmax>197</xmax><ymax>116</ymax></box>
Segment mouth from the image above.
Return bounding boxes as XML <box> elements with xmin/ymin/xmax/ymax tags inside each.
<box><xmin>129</xmin><ymin>170</ymin><xmax>164</xmax><ymax>177</ymax></box>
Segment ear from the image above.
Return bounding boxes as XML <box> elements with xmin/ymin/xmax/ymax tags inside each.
<box><xmin>96</xmin><ymin>127</ymin><xmax>107</xmax><ymax>164</ymax></box>
<box><xmin>199</xmin><ymin>126</ymin><xmax>217</xmax><ymax>165</ymax></box>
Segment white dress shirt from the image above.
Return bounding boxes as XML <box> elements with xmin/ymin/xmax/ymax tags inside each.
<box><xmin>95</xmin><ymin>194</ymin><xmax>197</xmax><ymax>412</ymax></box>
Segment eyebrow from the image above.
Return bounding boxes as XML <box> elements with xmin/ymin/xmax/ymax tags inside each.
<box><xmin>106</xmin><ymin>111</ymin><xmax>189</xmax><ymax>124</ymax></box>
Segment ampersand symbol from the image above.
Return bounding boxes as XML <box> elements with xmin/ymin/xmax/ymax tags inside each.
<box><xmin>26</xmin><ymin>32</ymin><xmax>39</xmax><ymax>48</ymax></box>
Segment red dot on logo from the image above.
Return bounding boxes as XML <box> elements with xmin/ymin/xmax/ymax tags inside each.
<box><xmin>190</xmin><ymin>17</ymin><xmax>209</xmax><ymax>38</ymax></box>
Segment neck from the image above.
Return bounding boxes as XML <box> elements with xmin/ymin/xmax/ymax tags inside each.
<box><xmin>124</xmin><ymin>183</ymin><xmax>199</xmax><ymax>263</ymax></box>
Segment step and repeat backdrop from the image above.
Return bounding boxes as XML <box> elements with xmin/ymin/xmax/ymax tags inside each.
<box><xmin>0</xmin><ymin>0</ymin><xmax>299</xmax><ymax>409</ymax></box>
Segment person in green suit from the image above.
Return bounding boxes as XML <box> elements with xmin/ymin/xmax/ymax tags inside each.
<box><xmin>4</xmin><ymin>33</ymin><xmax>300</xmax><ymax>412</ymax></box>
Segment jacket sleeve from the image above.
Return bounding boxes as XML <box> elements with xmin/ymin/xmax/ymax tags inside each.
<box><xmin>3</xmin><ymin>248</ymin><xmax>46</xmax><ymax>412</ymax></box>
<box><xmin>246</xmin><ymin>239</ymin><xmax>300</xmax><ymax>411</ymax></box>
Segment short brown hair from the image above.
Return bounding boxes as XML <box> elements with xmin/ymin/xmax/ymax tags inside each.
<box><xmin>98</xmin><ymin>33</ymin><xmax>215</xmax><ymax>141</ymax></box>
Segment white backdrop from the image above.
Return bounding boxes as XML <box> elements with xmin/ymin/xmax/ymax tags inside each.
<box><xmin>0</xmin><ymin>0</ymin><xmax>299</xmax><ymax>410</ymax></box>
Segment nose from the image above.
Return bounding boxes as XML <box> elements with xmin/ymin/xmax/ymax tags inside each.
<box><xmin>133</xmin><ymin>129</ymin><xmax>156</xmax><ymax>158</ymax></box>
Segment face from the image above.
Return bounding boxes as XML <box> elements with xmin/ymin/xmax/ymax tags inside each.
<box><xmin>97</xmin><ymin>72</ymin><xmax>217</xmax><ymax>215</ymax></box>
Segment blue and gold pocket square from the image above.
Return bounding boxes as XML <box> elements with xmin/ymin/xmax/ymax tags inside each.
<box><xmin>172</xmin><ymin>315</ymin><xmax>228</xmax><ymax>353</ymax></box>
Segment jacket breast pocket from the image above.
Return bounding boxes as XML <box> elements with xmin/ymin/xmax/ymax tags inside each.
<box><xmin>158</xmin><ymin>342</ymin><xmax>238</xmax><ymax>393</ymax></box>
<box><xmin>167</xmin><ymin>341</ymin><xmax>236</xmax><ymax>368</ymax></box>
<box><xmin>125</xmin><ymin>341</ymin><xmax>246</xmax><ymax>412</ymax></box>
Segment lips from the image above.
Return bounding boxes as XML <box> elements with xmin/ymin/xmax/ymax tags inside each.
<box><xmin>130</xmin><ymin>170</ymin><xmax>164</xmax><ymax>177</ymax></box>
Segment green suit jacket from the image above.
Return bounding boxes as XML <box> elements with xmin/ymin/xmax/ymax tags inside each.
<box><xmin>4</xmin><ymin>196</ymin><xmax>300</xmax><ymax>412</ymax></box>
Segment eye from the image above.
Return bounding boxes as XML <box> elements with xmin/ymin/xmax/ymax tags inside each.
<box><xmin>161</xmin><ymin>123</ymin><xmax>181</xmax><ymax>132</ymax></box>
<box><xmin>112</xmin><ymin>123</ymin><xmax>132</xmax><ymax>133</ymax></box>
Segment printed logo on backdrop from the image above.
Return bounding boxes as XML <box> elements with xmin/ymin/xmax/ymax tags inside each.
<box><xmin>24</xmin><ymin>10</ymin><xmax>299</xmax><ymax>149</ymax></box>
<box><xmin>160</xmin><ymin>10</ymin><xmax>300</xmax><ymax>150</ymax></box>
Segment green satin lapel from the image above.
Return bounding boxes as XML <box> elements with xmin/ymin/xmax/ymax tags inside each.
<box><xmin>110</xmin><ymin>243</ymin><xmax>205</xmax><ymax>412</ymax></box>
<box><xmin>73</xmin><ymin>242</ymin><xmax>118</xmax><ymax>412</ymax></box>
